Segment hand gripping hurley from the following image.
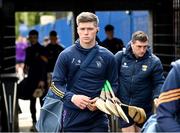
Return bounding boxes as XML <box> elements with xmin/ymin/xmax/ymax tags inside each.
<box><xmin>95</xmin><ymin>80</ymin><xmax>146</xmax><ymax>124</ymax></box>
<box><xmin>121</xmin><ymin>103</ymin><xmax>146</xmax><ymax>124</ymax></box>
<box><xmin>95</xmin><ymin>80</ymin><xmax>129</xmax><ymax>123</ymax></box>
<box><xmin>95</xmin><ymin>87</ymin><xmax>111</xmax><ymax>115</ymax></box>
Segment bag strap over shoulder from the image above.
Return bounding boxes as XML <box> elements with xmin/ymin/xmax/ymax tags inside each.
<box><xmin>68</xmin><ymin>46</ymin><xmax>99</xmax><ymax>89</ymax></box>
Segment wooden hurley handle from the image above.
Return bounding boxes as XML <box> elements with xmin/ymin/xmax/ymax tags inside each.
<box><xmin>100</xmin><ymin>87</ymin><xmax>106</xmax><ymax>100</ymax></box>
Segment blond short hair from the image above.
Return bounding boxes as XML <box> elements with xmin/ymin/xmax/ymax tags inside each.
<box><xmin>76</xmin><ymin>12</ymin><xmax>99</xmax><ymax>26</ymax></box>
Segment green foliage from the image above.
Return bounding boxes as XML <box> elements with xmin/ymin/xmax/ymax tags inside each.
<box><xmin>15</xmin><ymin>12</ymin><xmax>55</xmax><ymax>39</ymax></box>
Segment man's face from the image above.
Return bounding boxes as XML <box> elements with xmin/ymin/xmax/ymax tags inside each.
<box><xmin>131</xmin><ymin>40</ymin><xmax>148</xmax><ymax>58</ymax></box>
<box><xmin>105</xmin><ymin>30</ymin><xmax>113</xmax><ymax>40</ymax></box>
<box><xmin>28</xmin><ymin>35</ymin><xmax>38</xmax><ymax>45</ymax></box>
<box><xmin>77</xmin><ymin>22</ymin><xmax>98</xmax><ymax>45</ymax></box>
<box><xmin>50</xmin><ymin>36</ymin><xmax>57</xmax><ymax>44</ymax></box>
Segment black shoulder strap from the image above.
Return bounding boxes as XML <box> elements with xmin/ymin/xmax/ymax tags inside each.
<box><xmin>68</xmin><ymin>46</ymin><xmax>99</xmax><ymax>89</ymax></box>
<box><xmin>80</xmin><ymin>46</ymin><xmax>98</xmax><ymax>69</ymax></box>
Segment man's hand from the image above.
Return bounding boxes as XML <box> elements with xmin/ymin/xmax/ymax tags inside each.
<box><xmin>87</xmin><ymin>97</ymin><xmax>98</xmax><ymax>111</ymax></box>
<box><xmin>71</xmin><ymin>95</ymin><xmax>90</xmax><ymax>110</ymax></box>
<box><xmin>38</xmin><ymin>81</ymin><xmax>45</xmax><ymax>88</ymax></box>
<box><xmin>154</xmin><ymin>98</ymin><xmax>159</xmax><ymax>107</ymax></box>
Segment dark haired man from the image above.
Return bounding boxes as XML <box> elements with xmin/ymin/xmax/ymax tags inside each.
<box><xmin>102</xmin><ymin>24</ymin><xmax>124</xmax><ymax>54</ymax></box>
<box><xmin>24</xmin><ymin>30</ymin><xmax>47</xmax><ymax>131</ymax></box>
<box><xmin>115</xmin><ymin>31</ymin><xmax>164</xmax><ymax>132</ymax></box>
<box><xmin>46</xmin><ymin>30</ymin><xmax>64</xmax><ymax>73</ymax></box>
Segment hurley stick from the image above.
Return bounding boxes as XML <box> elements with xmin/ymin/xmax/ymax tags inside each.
<box><xmin>104</xmin><ymin>83</ymin><xmax>120</xmax><ymax>117</ymax></box>
<box><xmin>109</xmin><ymin>88</ymin><xmax>146</xmax><ymax>124</ymax></box>
<box><xmin>105</xmin><ymin>80</ymin><xmax>129</xmax><ymax>123</ymax></box>
<box><xmin>95</xmin><ymin>87</ymin><xmax>111</xmax><ymax>115</ymax></box>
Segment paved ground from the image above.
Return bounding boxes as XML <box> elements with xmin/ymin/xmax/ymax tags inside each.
<box><xmin>18</xmin><ymin>98</ymin><xmax>40</xmax><ymax>132</ymax></box>
<box><xmin>16</xmin><ymin>69</ymin><xmax>40</xmax><ymax>132</ymax></box>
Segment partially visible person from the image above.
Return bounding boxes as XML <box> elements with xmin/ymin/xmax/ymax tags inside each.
<box><xmin>49</xmin><ymin>12</ymin><xmax>118</xmax><ymax>132</ymax></box>
<box><xmin>24</xmin><ymin>30</ymin><xmax>48</xmax><ymax>131</ymax></box>
<box><xmin>16</xmin><ymin>36</ymin><xmax>28</xmax><ymax>80</ymax></box>
<box><xmin>46</xmin><ymin>30</ymin><xmax>64</xmax><ymax>73</ymax></box>
<box><xmin>45</xmin><ymin>30</ymin><xmax>64</xmax><ymax>86</ymax></box>
<box><xmin>102</xmin><ymin>24</ymin><xmax>124</xmax><ymax>54</ymax></box>
<box><xmin>115</xmin><ymin>31</ymin><xmax>164</xmax><ymax>132</ymax></box>
<box><xmin>157</xmin><ymin>59</ymin><xmax>180</xmax><ymax>132</ymax></box>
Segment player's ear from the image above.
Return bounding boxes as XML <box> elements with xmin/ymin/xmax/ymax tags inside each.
<box><xmin>97</xmin><ymin>27</ymin><xmax>99</xmax><ymax>33</ymax></box>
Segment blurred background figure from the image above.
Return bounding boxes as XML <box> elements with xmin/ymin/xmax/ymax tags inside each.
<box><xmin>102</xmin><ymin>24</ymin><xmax>124</xmax><ymax>54</ymax></box>
<box><xmin>24</xmin><ymin>30</ymin><xmax>48</xmax><ymax>131</ymax></box>
<box><xmin>45</xmin><ymin>30</ymin><xmax>64</xmax><ymax>87</ymax></box>
<box><xmin>16</xmin><ymin>35</ymin><xmax>28</xmax><ymax>81</ymax></box>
